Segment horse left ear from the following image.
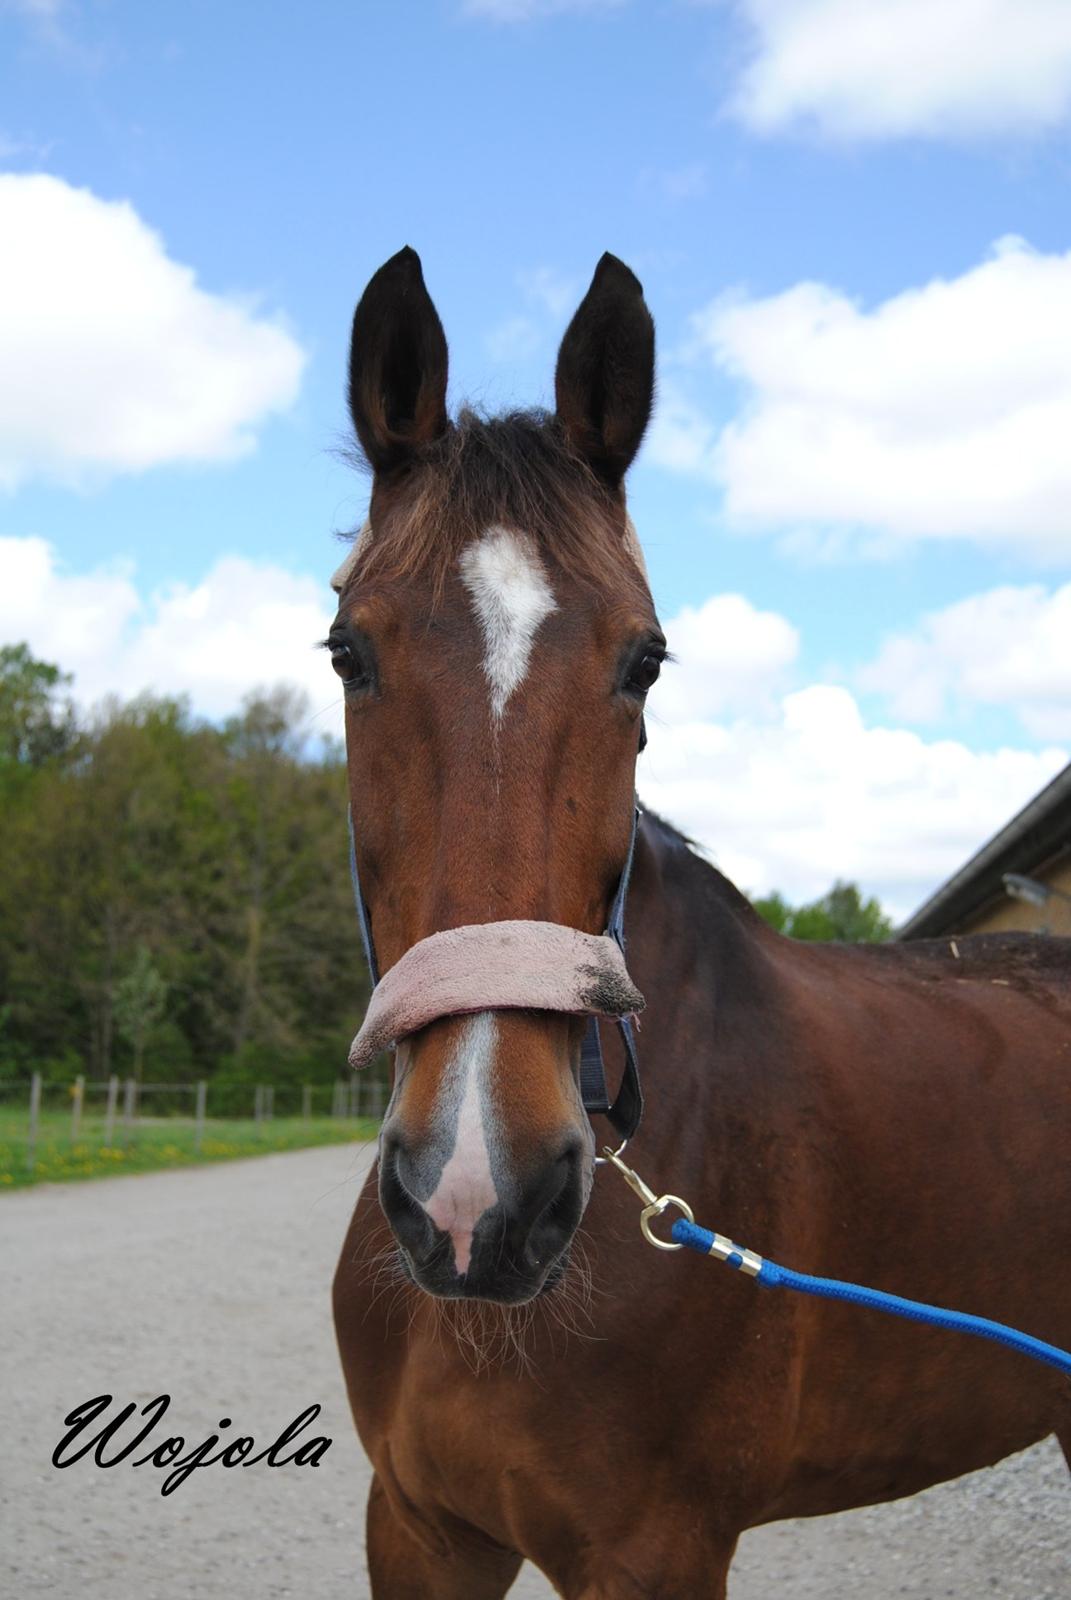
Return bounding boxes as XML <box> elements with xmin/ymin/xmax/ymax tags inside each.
<box><xmin>554</xmin><ymin>253</ymin><xmax>655</xmax><ymax>489</ymax></box>
<box><xmin>348</xmin><ymin>246</ymin><xmax>450</xmax><ymax>476</ymax></box>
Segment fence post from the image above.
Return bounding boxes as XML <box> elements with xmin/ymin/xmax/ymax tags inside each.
<box><xmin>121</xmin><ymin>1077</ymin><xmax>136</xmax><ymax>1144</ymax></box>
<box><xmin>194</xmin><ymin>1080</ymin><xmax>206</xmax><ymax>1154</ymax></box>
<box><xmin>103</xmin><ymin>1075</ymin><xmax>119</xmax><ymax>1149</ymax></box>
<box><xmin>301</xmin><ymin>1084</ymin><xmax>311</xmax><ymax>1121</ymax></box>
<box><xmin>265</xmin><ymin>1085</ymin><xmax>274</xmax><ymax>1121</ymax></box>
<box><xmin>373</xmin><ymin>1080</ymin><xmax>385</xmax><ymax>1120</ymax></box>
<box><xmin>71</xmin><ymin>1075</ymin><xmax>85</xmax><ymax>1143</ymax></box>
<box><xmin>27</xmin><ymin>1071</ymin><xmax>42</xmax><ymax>1172</ymax></box>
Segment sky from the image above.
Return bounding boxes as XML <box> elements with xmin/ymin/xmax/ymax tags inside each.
<box><xmin>1</xmin><ymin>0</ymin><xmax>1070</xmax><ymax>921</ymax></box>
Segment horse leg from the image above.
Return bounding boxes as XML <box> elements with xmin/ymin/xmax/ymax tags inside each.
<box><xmin>564</xmin><ymin>1529</ymin><xmax>737</xmax><ymax>1599</ymax></box>
<box><xmin>365</xmin><ymin>1473</ymin><xmax>522</xmax><ymax>1600</ymax></box>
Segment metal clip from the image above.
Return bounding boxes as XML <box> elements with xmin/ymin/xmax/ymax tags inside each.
<box><xmin>704</xmin><ymin>1231</ymin><xmax>764</xmax><ymax>1277</ymax></box>
<box><xmin>600</xmin><ymin>1148</ymin><xmax>695</xmax><ymax>1251</ymax></box>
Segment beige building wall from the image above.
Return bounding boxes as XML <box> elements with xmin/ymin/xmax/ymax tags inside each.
<box><xmin>960</xmin><ymin>854</ymin><xmax>1071</xmax><ymax>937</ymax></box>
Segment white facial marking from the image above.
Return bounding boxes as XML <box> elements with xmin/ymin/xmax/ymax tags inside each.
<box><xmin>330</xmin><ymin>520</ymin><xmax>371</xmax><ymax>595</ymax></box>
<box><xmin>423</xmin><ymin>1012</ymin><xmax>500</xmax><ymax>1276</ymax></box>
<box><xmin>459</xmin><ymin>527</ymin><xmax>557</xmax><ymax>722</ymax></box>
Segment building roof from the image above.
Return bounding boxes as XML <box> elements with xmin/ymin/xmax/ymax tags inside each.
<box><xmin>896</xmin><ymin>761</ymin><xmax>1071</xmax><ymax>940</ymax></box>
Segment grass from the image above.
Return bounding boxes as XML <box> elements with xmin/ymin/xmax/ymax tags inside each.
<box><xmin>0</xmin><ymin>1106</ymin><xmax>380</xmax><ymax>1190</ymax></box>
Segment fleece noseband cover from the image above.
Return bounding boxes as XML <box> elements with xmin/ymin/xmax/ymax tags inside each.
<box><xmin>347</xmin><ymin>920</ymin><xmax>644</xmax><ymax>1069</ymax></box>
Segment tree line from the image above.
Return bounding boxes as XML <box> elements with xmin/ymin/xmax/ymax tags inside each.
<box><xmin>0</xmin><ymin>644</ymin><xmax>368</xmax><ymax>1088</ymax></box>
<box><xmin>0</xmin><ymin>644</ymin><xmax>889</xmax><ymax>1088</ymax></box>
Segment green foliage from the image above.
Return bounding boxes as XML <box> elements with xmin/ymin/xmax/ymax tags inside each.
<box><xmin>0</xmin><ymin>643</ymin><xmax>76</xmax><ymax>791</ymax></box>
<box><xmin>0</xmin><ymin>648</ymin><xmax>372</xmax><ymax>1089</ymax></box>
<box><xmin>114</xmin><ymin>945</ymin><xmax>169</xmax><ymax>1082</ymax></box>
<box><xmin>752</xmin><ymin>880</ymin><xmax>893</xmax><ymax>943</ymax></box>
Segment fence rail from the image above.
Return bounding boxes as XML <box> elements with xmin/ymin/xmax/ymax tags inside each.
<box><xmin>2</xmin><ymin>1073</ymin><xmax>387</xmax><ymax>1173</ymax></box>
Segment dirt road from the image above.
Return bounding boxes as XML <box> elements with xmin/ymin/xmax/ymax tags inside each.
<box><xmin>2</xmin><ymin>1144</ymin><xmax>1066</xmax><ymax>1598</ymax></box>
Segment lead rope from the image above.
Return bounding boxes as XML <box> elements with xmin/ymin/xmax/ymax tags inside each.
<box><xmin>601</xmin><ymin>1148</ymin><xmax>1071</xmax><ymax>1379</ymax></box>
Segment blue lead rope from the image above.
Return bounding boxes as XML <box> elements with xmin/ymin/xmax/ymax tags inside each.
<box><xmin>671</xmin><ymin>1217</ymin><xmax>1071</xmax><ymax>1378</ymax></box>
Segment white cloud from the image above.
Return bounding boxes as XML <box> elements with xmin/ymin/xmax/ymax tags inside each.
<box><xmin>657</xmin><ymin>591</ymin><xmax>799</xmax><ymax>721</ymax></box>
<box><xmin>725</xmin><ymin>0</ymin><xmax>1071</xmax><ymax>141</ymax></box>
<box><xmin>638</xmin><ymin>162</ymin><xmax>708</xmax><ymax>201</ymax></box>
<box><xmin>655</xmin><ymin>238</ymin><xmax>1071</xmax><ymax>560</ymax></box>
<box><xmin>640</xmin><ymin>682</ymin><xmax>1066</xmax><ymax>921</ymax></box>
<box><xmin>484</xmin><ymin>266</ymin><xmax>582</xmax><ymax>363</ymax></box>
<box><xmin>0</xmin><ymin>536</ymin><xmax>340</xmax><ymax>728</ymax></box>
<box><xmin>859</xmin><ymin>583</ymin><xmax>1071</xmax><ymax>741</ymax></box>
<box><xmin>637</xmin><ymin>584</ymin><xmax>1068</xmax><ymax>920</ymax></box>
<box><xmin>0</xmin><ymin>174</ymin><xmax>306</xmax><ymax>490</ymax></box>
<box><xmin>517</xmin><ymin>265</ymin><xmax>578</xmax><ymax>320</ymax></box>
<box><xmin>484</xmin><ymin>314</ymin><xmax>542</xmax><ymax>363</ymax></box>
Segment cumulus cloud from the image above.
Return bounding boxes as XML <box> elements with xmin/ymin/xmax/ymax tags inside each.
<box><xmin>859</xmin><ymin>583</ymin><xmax>1071</xmax><ymax>741</ymax></box>
<box><xmin>0</xmin><ymin>536</ymin><xmax>340</xmax><ymax>728</ymax></box>
<box><xmin>656</xmin><ymin>591</ymin><xmax>799</xmax><ymax>721</ymax></box>
<box><xmin>636</xmin><ymin>584</ymin><xmax>1068</xmax><ymax>920</ymax></box>
<box><xmin>653</xmin><ymin>238</ymin><xmax>1071</xmax><ymax>561</ymax></box>
<box><xmin>725</xmin><ymin>0</ymin><xmax>1071</xmax><ymax>141</ymax></box>
<box><xmin>0</xmin><ymin>174</ymin><xmax>306</xmax><ymax>490</ymax></box>
<box><xmin>640</xmin><ymin>681</ymin><xmax>1066</xmax><ymax>922</ymax></box>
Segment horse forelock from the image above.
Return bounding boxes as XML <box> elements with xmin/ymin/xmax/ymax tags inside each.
<box><xmin>332</xmin><ymin>408</ymin><xmax>650</xmax><ymax>605</ymax></box>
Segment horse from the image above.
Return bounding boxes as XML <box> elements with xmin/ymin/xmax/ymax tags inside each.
<box><xmin>330</xmin><ymin>247</ymin><xmax>1071</xmax><ymax>1598</ymax></box>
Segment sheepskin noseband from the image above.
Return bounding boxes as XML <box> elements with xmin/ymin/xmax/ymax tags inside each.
<box><xmin>347</xmin><ymin>920</ymin><xmax>644</xmax><ymax>1070</ymax></box>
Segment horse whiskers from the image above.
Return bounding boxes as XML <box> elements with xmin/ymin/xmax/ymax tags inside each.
<box><xmin>408</xmin><ymin>1241</ymin><xmax>599</xmax><ymax>1375</ymax></box>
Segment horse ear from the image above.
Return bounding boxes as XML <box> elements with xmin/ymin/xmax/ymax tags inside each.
<box><xmin>554</xmin><ymin>253</ymin><xmax>655</xmax><ymax>489</ymax></box>
<box><xmin>348</xmin><ymin>246</ymin><xmax>449</xmax><ymax>475</ymax></box>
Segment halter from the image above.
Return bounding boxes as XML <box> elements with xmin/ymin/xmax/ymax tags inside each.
<box><xmin>347</xmin><ymin>802</ymin><xmax>645</xmax><ymax>1144</ymax></box>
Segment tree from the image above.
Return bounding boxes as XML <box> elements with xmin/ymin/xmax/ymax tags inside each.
<box><xmin>0</xmin><ymin>643</ymin><xmax>76</xmax><ymax>784</ymax></box>
<box><xmin>114</xmin><ymin>945</ymin><xmax>169</xmax><ymax>1082</ymax></box>
<box><xmin>753</xmin><ymin>881</ymin><xmax>892</xmax><ymax>943</ymax></box>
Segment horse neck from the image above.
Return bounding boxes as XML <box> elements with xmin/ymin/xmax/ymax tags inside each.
<box><xmin>622</xmin><ymin>817</ymin><xmax>785</xmax><ymax>1166</ymax></box>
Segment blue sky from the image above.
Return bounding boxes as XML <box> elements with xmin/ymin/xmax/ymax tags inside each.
<box><xmin>2</xmin><ymin>0</ymin><xmax>1070</xmax><ymax>918</ymax></box>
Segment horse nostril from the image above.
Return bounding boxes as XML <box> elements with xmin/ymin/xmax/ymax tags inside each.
<box><xmin>390</xmin><ymin>1141</ymin><xmax>424</xmax><ymax>1205</ymax></box>
<box><xmin>521</xmin><ymin>1144</ymin><xmax>585</xmax><ymax>1268</ymax></box>
<box><xmin>378</xmin><ymin>1132</ymin><xmax>437</xmax><ymax>1253</ymax></box>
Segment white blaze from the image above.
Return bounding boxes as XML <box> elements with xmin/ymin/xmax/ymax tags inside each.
<box><xmin>424</xmin><ymin>1012</ymin><xmax>500</xmax><ymax>1276</ymax></box>
<box><xmin>459</xmin><ymin>526</ymin><xmax>557</xmax><ymax>721</ymax></box>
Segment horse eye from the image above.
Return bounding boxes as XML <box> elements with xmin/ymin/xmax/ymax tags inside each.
<box><xmin>330</xmin><ymin>644</ymin><xmax>356</xmax><ymax>680</ymax></box>
<box><xmin>624</xmin><ymin>652</ymin><xmax>663</xmax><ymax>697</ymax></box>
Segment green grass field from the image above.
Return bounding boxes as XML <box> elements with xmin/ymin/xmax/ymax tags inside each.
<box><xmin>0</xmin><ymin>1106</ymin><xmax>379</xmax><ymax>1189</ymax></box>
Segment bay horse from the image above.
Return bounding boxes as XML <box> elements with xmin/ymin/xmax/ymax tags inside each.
<box><xmin>331</xmin><ymin>247</ymin><xmax>1071</xmax><ymax>1598</ymax></box>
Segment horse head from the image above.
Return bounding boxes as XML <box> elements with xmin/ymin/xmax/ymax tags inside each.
<box><xmin>332</xmin><ymin>246</ymin><xmax>661</xmax><ymax>1303</ymax></box>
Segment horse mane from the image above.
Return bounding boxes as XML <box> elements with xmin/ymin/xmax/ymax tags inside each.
<box><xmin>347</xmin><ymin>407</ymin><xmax>647</xmax><ymax>600</ymax></box>
<box><xmin>643</xmin><ymin>808</ymin><xmax>1071</xmax><ymax>977</ymax></box>
<box><xmin>639</xmin><ymin>807</ymin><xmax>769</xmax><ymax>925</ymax></box>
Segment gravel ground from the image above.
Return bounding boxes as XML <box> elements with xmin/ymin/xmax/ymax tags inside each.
<box><xmin>1</xmin><ymin>1143</ymin><xmax>1066</xmax><ymax>1599</ymax></box>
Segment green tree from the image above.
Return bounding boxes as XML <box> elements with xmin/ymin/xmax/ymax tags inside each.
<box><xmin>0</xmin><ymin>643</ymin><xmax>76</xmax><ymax>786</ymax></box>
<box><xmin>114</xmin><ymin>945</ymin><xmax>169</xmax><ymax>1082</ymax></box>
<box><xmin>753</xmin><ymin>881</ymin><xmax>892</xmax><ymax>943</ymax></box>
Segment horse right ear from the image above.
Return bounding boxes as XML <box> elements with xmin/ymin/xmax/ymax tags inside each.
<box><xmin>348</xmin><ymin>247</ymin><xmax>449</xmax><ymax>475</ymax></box>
